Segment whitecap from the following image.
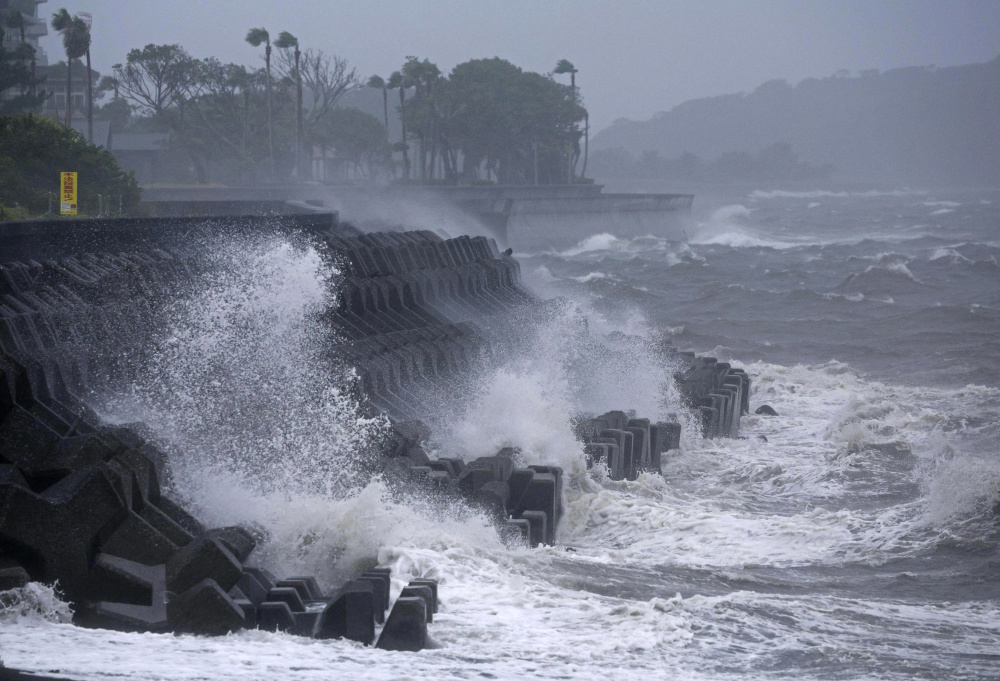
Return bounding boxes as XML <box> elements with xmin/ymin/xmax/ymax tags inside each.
<box><xmin>690</xmin><ymin>204</ymin><xmax>796</xmax><ymax>249</ymax></box>
<box><xmin>558</xmin><ymin>232</ymin><xmax>621</xmax><ymax>256</ymax></box>
<box><xmin>751</xmin><ymin>189</ymin><xmax>926</xmax><ymax>199</ymax></box>
<box><xmin>571</xmin><ymin>272</ymin><xmax>614</xmax><ymax>283</ymax></box>
<box><xmin>929</xmin><ymin>247</ymin><xmax>972</xmax><ymax>263</ymax></box>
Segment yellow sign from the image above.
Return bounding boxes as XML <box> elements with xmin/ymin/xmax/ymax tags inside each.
<box><xmin>60</xmin><ymin>172</ymin><xmax>77</xmax><ymax>215</ymax></box>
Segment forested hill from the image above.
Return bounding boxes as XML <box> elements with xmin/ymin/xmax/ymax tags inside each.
<box><xmin>592</xmin><ymin>55</ymin><xmax>1000</xmax><ymax>186</ymax></box>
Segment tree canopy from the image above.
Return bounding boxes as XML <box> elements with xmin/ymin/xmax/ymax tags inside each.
<box><xmin>314</xmin><ymin>106</ymin><xmax>389</xmax><ymax>181</ymax></box>
<box><xmin>392</xmin><ymin>56</ymin><xmax>587</xmax><ymax>184</ymax></box>
<box><xmin>0</xmin><ymin>114</ymin><xmax>141</xmax><ymax>215</ymax></box>
<box><xmin>107</xmin><ymin>42</ymin><xmax>360</xmax><ymax>184</ymax></box>
<box><xmin>86</xmin><ymin>37</ymin><xmax>588</xmax><ymax>186</ymax></box>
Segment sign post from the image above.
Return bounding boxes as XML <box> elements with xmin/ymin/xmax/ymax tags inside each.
<box><xmin>60</xmin><ymin>172</ymin><xmax>77</xmax><ymax>215</ymax></box>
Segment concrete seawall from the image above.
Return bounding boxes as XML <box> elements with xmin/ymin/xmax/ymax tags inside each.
<box><xmin>138</xmin><ymin>184</ymin><xmax>694</xmax><ymax>250</ymax></box>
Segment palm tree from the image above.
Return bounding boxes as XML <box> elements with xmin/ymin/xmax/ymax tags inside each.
<box><xmin>554</xmin><ymin>59</ymin><xmax>577</xmax><ymax>99</ymax></box>
<box><xmin>401</xmin><ymin>58</ymin><xmax>441</xmax><ymax>180</ymax></box>
<box><xmin>386</xmin><ymin>70</ymin><xmax>410</xmax><ymax>179</ymax></box>
<box><xmin>554</xmin><ymin>59</ymin><xmax>579</xmax><ymax>183</ymax></box>
<box><xmin>77</xmin><ymin>13</ymin><xmax>94</xmax><ymax>143</ymax></box>
<box><xmin>274</xmin><ymin>31</ymin><xmax>302</xmax><ymax>179</ymax></box>
<box><xmin>51</xmin><ymin>9</ymin><xmax>89</xmax><ymax>129</ymax></box>
<box><xmin>245</xmin><ymin>27</ymin><xmax>275</xmax><ymax>179</ymax></box>
<box><xmin>367</xmin><ymin>75</ymin><xmax>389</xmax><ymax>131</ymax></box>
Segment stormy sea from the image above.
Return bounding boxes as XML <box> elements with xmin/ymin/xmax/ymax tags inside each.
<box><xmin>2</xmin><ymin>187</ymin><xmax>999</xmax><ymax>680</ymax></box>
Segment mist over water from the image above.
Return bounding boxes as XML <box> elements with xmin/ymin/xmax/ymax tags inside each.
<box><xmin>3</xmin><ymin>190</ymin><xmax>1000</xmax><ymax>680</ymax></box>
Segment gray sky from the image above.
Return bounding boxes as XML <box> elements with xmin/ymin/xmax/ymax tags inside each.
<box><xmin>40</xmin><ymin>0</ymin><xmax>1000</xmax><ymax>132</ymax></box>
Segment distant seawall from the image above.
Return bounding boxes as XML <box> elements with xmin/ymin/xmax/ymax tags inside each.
<box><xmin>139</xmin><ymin>184</ymin><xmax>694</xmax><ymax>250</ymax></box>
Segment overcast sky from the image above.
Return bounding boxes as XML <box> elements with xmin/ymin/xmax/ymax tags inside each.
<box><xmin>39</xmin><ymin>0</ymin><xmax>1000</xmax><ymax>132</ymax></box>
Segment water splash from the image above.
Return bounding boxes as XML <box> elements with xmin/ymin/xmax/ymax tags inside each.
<box><xmin>91</xmin><ymin>233</ymin><xmax>391</xmax><ymax>579</ymax></box>
<box><xmin>0</xmin><ymin>583</ymin><xmax>73</xmax><ymax>624</ymax></box>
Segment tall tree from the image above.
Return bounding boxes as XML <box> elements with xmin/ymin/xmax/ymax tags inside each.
<box><xmin>182</xmin><ymin>59</ymin><xmax>270</xmax><ymax>185</ymax></box>
<box><xmin>112</xmin><ymin>44</ymin><xmax>200</xmax><ymax>117</ymax></box>
<box><xmin>77</xmin><ymin>13</ymin><xmax>94</xmax><ymax>143</ymax></box>
<box><xmin>95</xmin><ymin>74</ymin><xmax>130</xmax><ymax>132</ymax></box>
<box><xmin>386</xmin><ymin>70</ymin><xmax>411</xmax><ymax>179</ymax></box>
<box><xmin>51</xmin><ymin>9</ymin><xmax>89</xmax><ymax>128</ymax></box>
<box><xmin>313</xmin><ymin>106</ymin><xmax>389</xmax><ymax>182</ymax></box>
<box><xmin>400</xmin><ymin>56</ymin><xmax>441</xmax><ymax>179</ymax></box>
<box><xmin>367</xmin><ymin>74</ymin><xmax>388</xmax><ymax>131</ymax></box>
<box><xmin>554</xmin><ymin>59</ymin><xmax>579</xmax><ymax>181</ymax></box>
<box><xmin>275</xmin><ymin>47</ymin><xmax>359</xmax><ymax>140</ymax></box>
<box><xmin>244</xmin><ymin>27</ymin><xmax>274</xmax><ymax>179</ymax></box>
<box><xmin>274</xmin><ymin>31</ymin><xmax>303</xmax><ymax>179</ymax></box>
<box><xmin>445</xmin><ymin>57</ymin><xmax>585</xmax><ymax>184</ymax></box>
<box><xmin>554</xmin><ymin>59</ymin><xmax>577</xmax><ymax>99</ymax></box>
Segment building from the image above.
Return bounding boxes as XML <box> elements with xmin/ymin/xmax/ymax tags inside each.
<box><xmin>3</xmin><ymin>1</ymin><xmax>99</xmax><ymax>128</ymax></box>
<box><xmin>39</xmin><ymin>59</ymin><xmax>100</xmax><ymax>124</ymax></box>
<box><xmin>109</xmin><ymin>132</ymin><xmax>171</xmax><ymax>184</ymax></box>
<box><xmin>0</xmin><ymin>0</ymin><xmax>48</xmax><ymax>66</ymax></box>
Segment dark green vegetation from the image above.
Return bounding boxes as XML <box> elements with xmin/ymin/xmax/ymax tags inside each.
<box><xmin>314</xmin><ymin>106</ymin><xmax>391</xmax><ymax>181</ymax></box>
<box><xmin>104</xmin><ymin>40</ymin><xmax>587</xmax><ymax>186</ymax></box>
<box><xmin>107</xmin><ymin>40</ymin><xmax>360</xmax><ymax>185</ymax></box>
<box><xmin>0</xmin><ymin>8</ymin><xmax>138</xmax><ymax>218</ymax></box>
<box><xmin>4</xmin><ymin>5</ymin><xmax>590</xmax><ymax>189</ymax></box>
<box><xmin>0</xmin><ymin>114</ymin><xmax>141</xmax><ymax>215</ymax></box>
<box><xmin>593</xmin><ymin>56</ymin><xmax>1000</xmax><ymax>185</ymax></box>
<box><xmin>383</xmin><ymin>56</ymin><xmax>586</xmax><ymax>184</ymax></box>
<box><xmin>50</xmin><ymin>7</ymin><xmax>92</xmax><ymax>137</ymax></box>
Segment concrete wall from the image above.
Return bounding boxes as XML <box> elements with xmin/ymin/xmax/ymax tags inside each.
<box><xmin>0</xmin><ymin>212</ymin><xmax>340</xmax><ymax>262</ymax></box>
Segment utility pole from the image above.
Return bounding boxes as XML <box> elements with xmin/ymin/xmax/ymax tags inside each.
<box><xmin>533</xmin><ymin>142</ymin><xmax>539</xmax><ymax>185</ymax></box>
<box><xmin>275</xmin><ymin>32</ymin><xmax>303</xmax><ymax>179</ymax></box>
<box><xmin>296</xmin><ymin>45</ymin><xmax>303</xmax><ymax>179</ymax></box>
<box><xmin>79</xmin><ymin>13</ymin><xmax>94</xmax><ymax>144</ymax></box>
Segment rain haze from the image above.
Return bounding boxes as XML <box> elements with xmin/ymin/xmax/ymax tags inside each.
<box><xmin>3</xmin><ymin>1</ymin><xmax>1000</xmax><ymax>681</ymax></box>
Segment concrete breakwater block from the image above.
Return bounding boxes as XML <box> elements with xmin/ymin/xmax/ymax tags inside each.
<box><xmin>1</xmin><ymin>216</ymin><xmax>746</xmax><ymax>648</ymax></box>
<box><xmin>0</xmin><ymin>225</ymin><xmax>456</xmax><ymax>645</ymax></box>
<box><xmin>574</xmin><ymin>357</ymin><xmax>749</xmax><ymax>481</ymax></box>
<box><xmin>315</xmin><ymin>580</ymin><xmax>376</xmax><ymax>643</ymax></box>
<box><xmin>382</xmin><ymin>422</ymin><xmax>565</xmax><ymax>548</ymax></box>
<box><xmin>674</xmin><ymin>355</ymin><xmax>750</xmax><ymax>438</ymax></box>
<box><xmin>578</xmin><ymin>411</ymin><xmax>677</xmax><ymax>481</ymax></box>
<box><xmin>376</xmin><ymin>596</ymin><xmax>428</xmax><ymax>652</ymax></box>
<box><xmin>2</xmin><ymin>349</ymin><xmax>430</xmax><ymax>641</ymax></box>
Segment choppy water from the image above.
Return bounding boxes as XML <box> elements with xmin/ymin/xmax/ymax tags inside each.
<box><xmin>2</xmin><ymin>188</ymin><xmax>1000</xmax><ymax>680</ymax></box>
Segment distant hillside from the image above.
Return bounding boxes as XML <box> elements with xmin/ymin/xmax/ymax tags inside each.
<box><xmin>592</xmin><ymin>56</ymin><xmax>1000</xmax><ymax>185</ymax></box>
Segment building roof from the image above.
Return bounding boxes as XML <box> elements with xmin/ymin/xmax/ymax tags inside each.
<box><xmin>69</xmin><ymin>118</ymin><xmax>111</xmax><ymax>148</ymax></box>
